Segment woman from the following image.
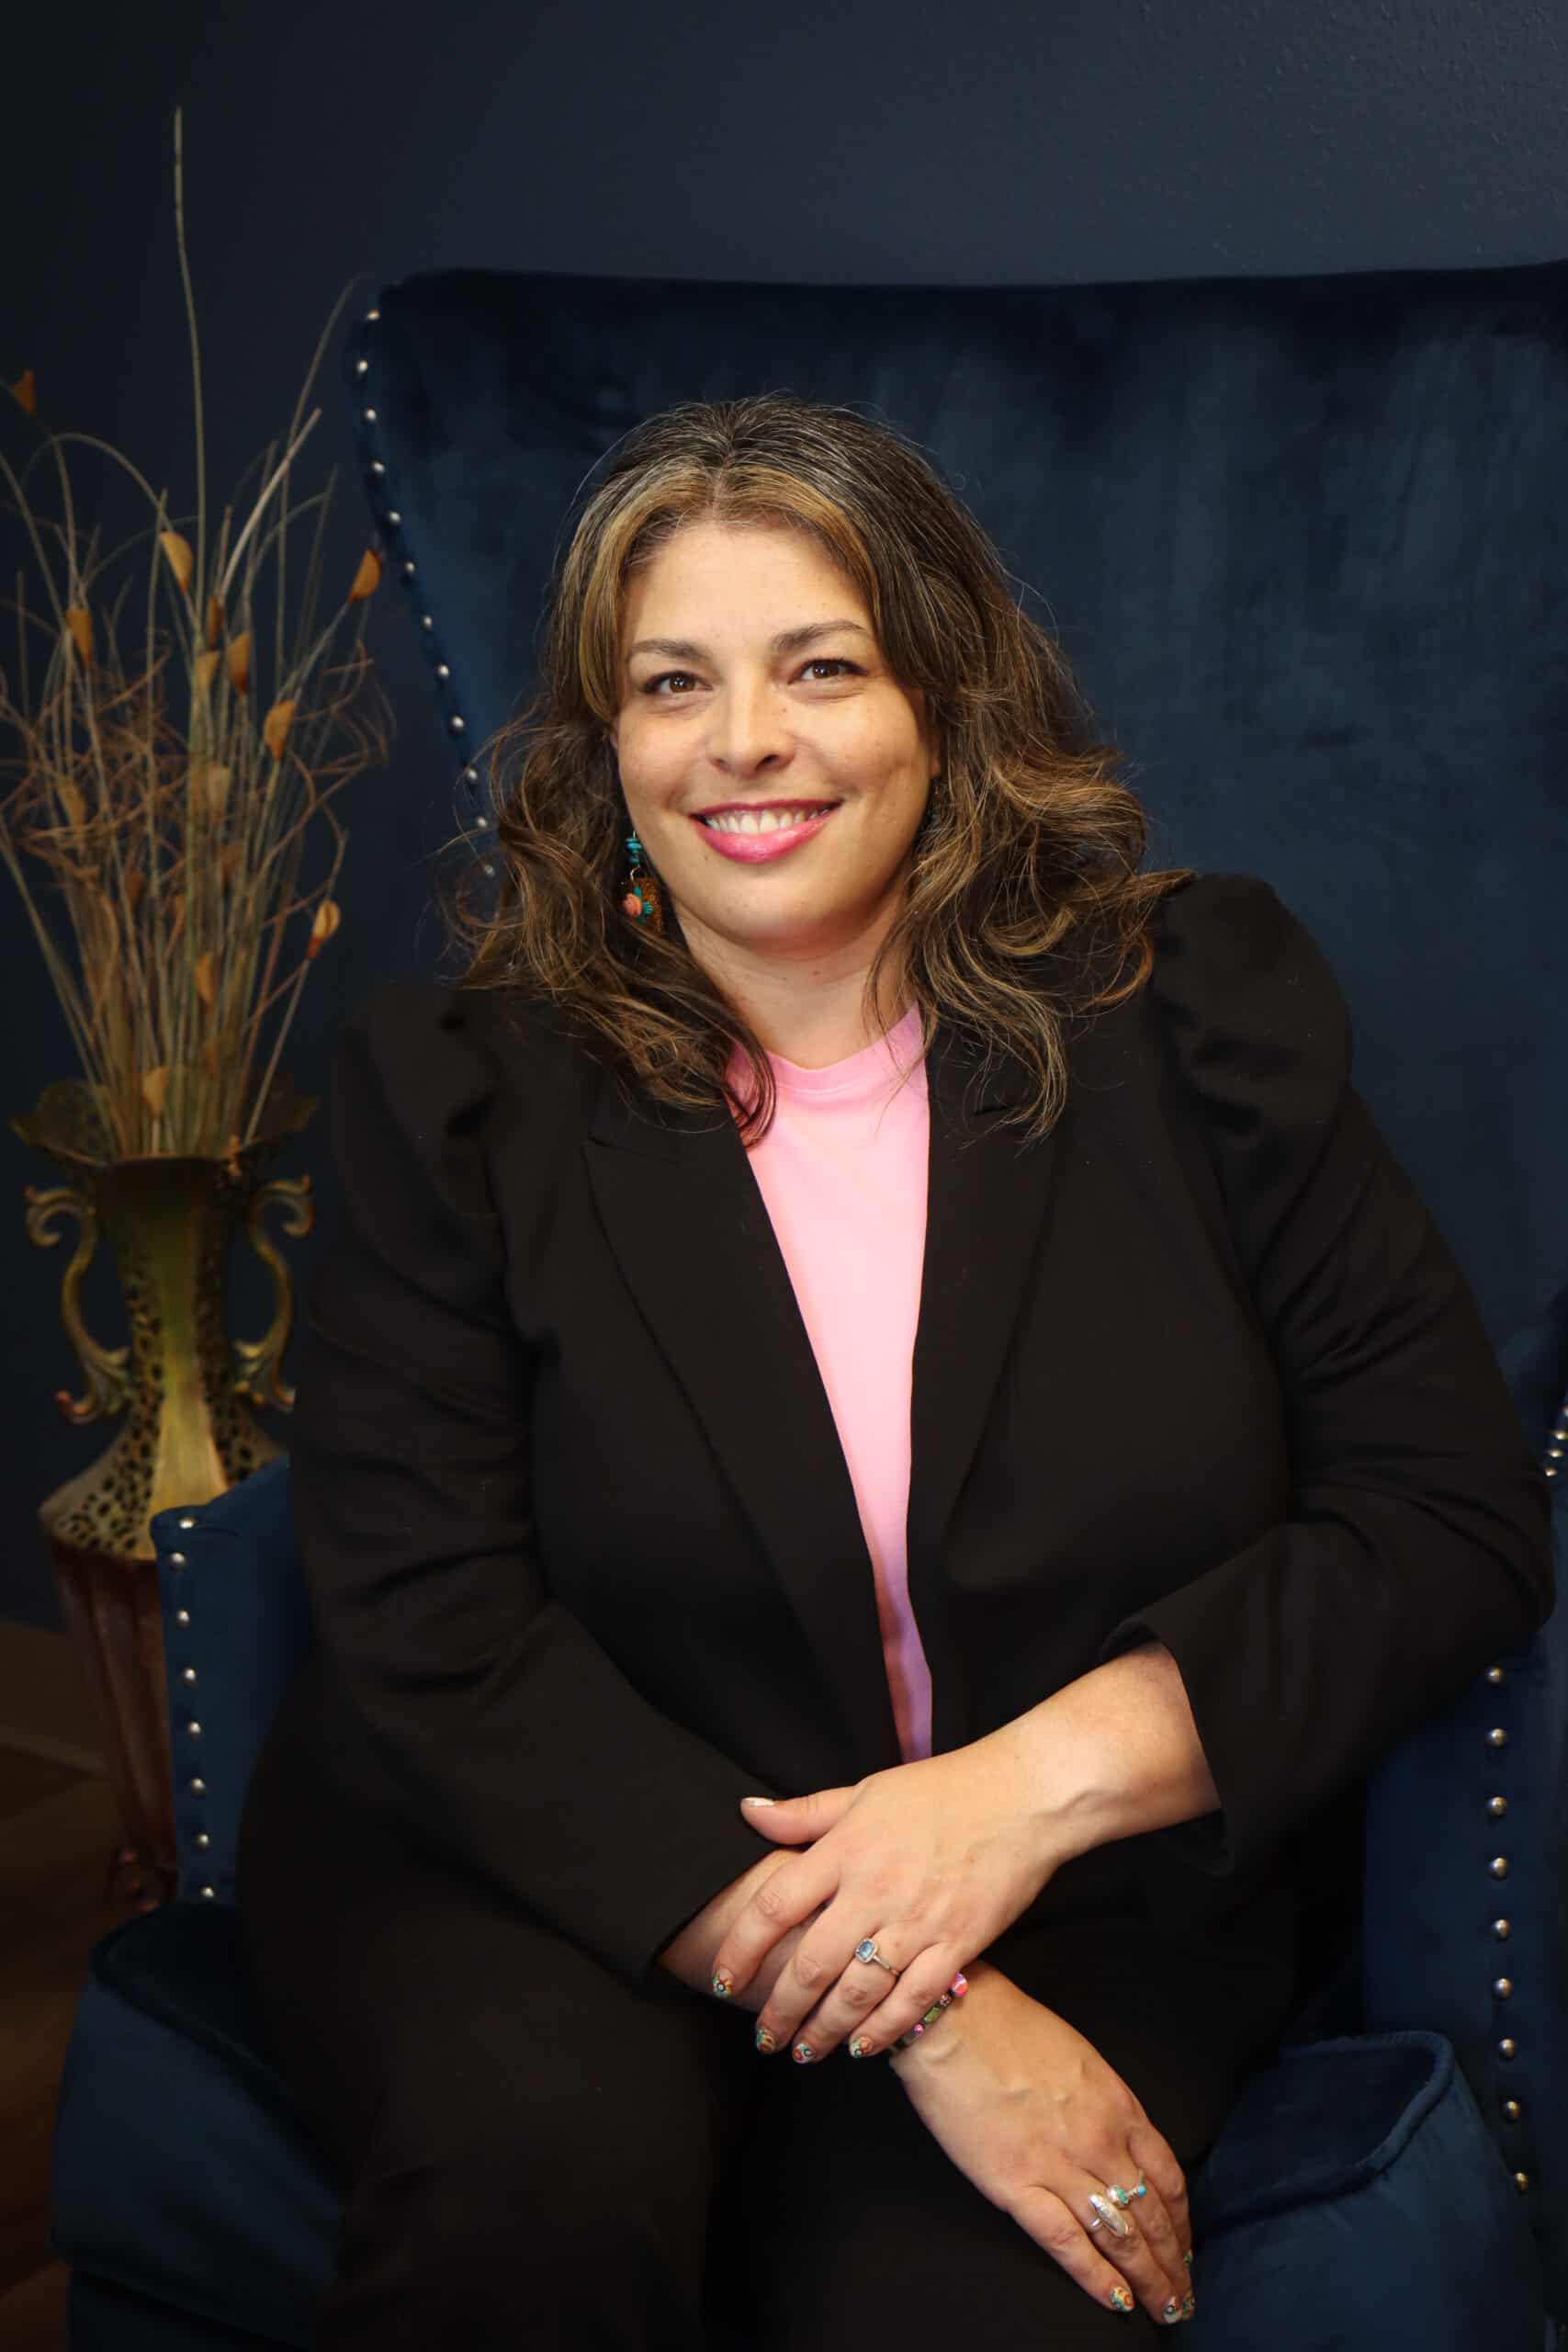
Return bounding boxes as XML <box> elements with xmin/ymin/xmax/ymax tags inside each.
<box><xmin>236</xmin><ymin>390</ymin><xmax>1553</xmax><ymax>2349</ymax></box>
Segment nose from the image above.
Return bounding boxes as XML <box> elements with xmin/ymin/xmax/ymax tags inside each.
<box><xmin>703</xmin><ymin>671</ymin><xmax>794</xmax><ymax>776</ymax></box>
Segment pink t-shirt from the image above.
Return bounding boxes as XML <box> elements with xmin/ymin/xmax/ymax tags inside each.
<box><xmin>727</xmin><ymin>1004</ymin><xmax>933</xmax><ymax>1762</ymax></box>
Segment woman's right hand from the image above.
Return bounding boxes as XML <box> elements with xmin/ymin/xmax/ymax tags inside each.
<box><xmin>657</xmin><ymin>1849</ymin><xmax>829</xmax><ymax>2016</ymax></box>
<box><xmin>889</xmin><ymin>1959</ymin><xmax>1196</xmax><ymax>2326</ymax></box>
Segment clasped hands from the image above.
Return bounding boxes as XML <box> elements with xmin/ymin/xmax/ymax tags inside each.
<box><xmin>706</xmin><ymin>1726</ymin><xmax>1199</xmax><ymax>2327</ymax></box>
<box><xmin>710</xmin><ymin>1729</ymin><xmax>1052</xmax><ymax>2061</ymax></box>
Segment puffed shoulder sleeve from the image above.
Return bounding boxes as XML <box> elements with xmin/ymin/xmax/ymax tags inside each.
<box><xmin>287</xmin><ymin>981</ymin><xmax>778</xmax><ymax>1990</ymax></box>
<box><xmin>1095</xmin><ymin>872</ymin><xmax>1554</xmax><ymax>1883</ymax></box>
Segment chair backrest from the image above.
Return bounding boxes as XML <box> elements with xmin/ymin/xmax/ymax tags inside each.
<box><xmin>347</xmin><ymin>258</ymin><xmax>1568</xmax><ymax>1360</ymax></box>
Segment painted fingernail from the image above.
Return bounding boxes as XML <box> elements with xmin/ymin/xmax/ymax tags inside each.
<box><xmin>1109</xmin><ymin>2283</ymin><xmax>1134</xmax><ymax>2312</ymax></box>
<box><xmin>1181</xmin><ymin>2290</ymin><xmax>1197</xmax><ymax>2319</ymax></box>
<box><xmin>1183</xmin><ymin>2248</ymin><xmax>1193</xmax><ymax>2267</ymax></box>
<box><xmin>754</xmin><ymin>2025</ymin><xmax>776</xmax><ymax>2053</ymax></box>
<box><xmin>1162</xmin><ymin>2299</ymin><xmax>1184</xmax><ymax>2324</ymax></box>
<box><xmin>848</xmin><ymin>2036</ymin><xmax>871</xmax><ymax>2059</ymax></box>
<box><xmin>711</xmin><ymin>1968</ymin><xmax>733</xmax><ymax>1997</ymax></box>
<box><xmin>792</xmin><ymin>2041</ymin><xmax>815</xmax><ymax>2064</ymax></box>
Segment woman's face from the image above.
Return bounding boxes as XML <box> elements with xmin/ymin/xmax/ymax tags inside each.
<box><xmin>609</xmin><ymin>520</ymin><xmax>939</xmax><ymax>973</ymax></box>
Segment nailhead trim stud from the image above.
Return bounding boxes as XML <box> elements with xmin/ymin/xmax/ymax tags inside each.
<box><xmin>351</xmin><ymin>300</ymin><xmax>495</xmax><ymax>876</ymax></box>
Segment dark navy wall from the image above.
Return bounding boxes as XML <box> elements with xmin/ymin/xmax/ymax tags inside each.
<box><xmin>3</xmin><ymin>0</ymin><xmax>1565</xmax><ymax>1627</ymax></box>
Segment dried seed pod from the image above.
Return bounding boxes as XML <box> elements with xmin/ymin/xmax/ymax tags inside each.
<box><xmin>159</xmin><ymin>532</ymin><xmax>195</xmax><ymax>595</ymax></box>
<box><xmin>263</xmin><ymin>698</ymin><xmax>296</xmax><ymax>759</ymax></box>
<box><xmin>348</xmin><ymin>547</ymin><xmax>382</xmax><ymax>601</ymax></box>
<box><xmin>306</xmin><ymin>896</ymin><xmax>341</xmax><ymax>958</ymax></box>
<box><xmin>194</xmin><ymin>762</ymin><xmax>232</xmax><ymax>820</ymax></box>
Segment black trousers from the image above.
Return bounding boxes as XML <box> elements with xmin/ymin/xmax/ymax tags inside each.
<box><xmin>237</xmin><ymin>1713</ymin><xmax>1299</xmax><ymax>2352</ymax></box>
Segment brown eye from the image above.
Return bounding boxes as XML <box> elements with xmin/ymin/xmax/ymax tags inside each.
<box><xmin>639</xmin><ymin>657</ymin><xmax>861</xmax><ymax>696</ymax></box>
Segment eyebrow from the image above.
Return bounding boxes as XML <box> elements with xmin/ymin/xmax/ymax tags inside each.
<box><xmin>626</xmin><ymin>619</ymin><xmax>874</xmax><ymax>662</ymax></box>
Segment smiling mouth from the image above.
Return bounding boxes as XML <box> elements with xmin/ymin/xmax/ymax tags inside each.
<box><xmin>697</xmin><ymin>803</ymin><xmax>841</xmax><ymax>835</ymax></box>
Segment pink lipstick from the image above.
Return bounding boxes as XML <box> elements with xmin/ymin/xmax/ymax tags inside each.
<box><xmin>691</xmin><ymin>805</ymin><xmax>840</xmax><ymax>863</ymax></box>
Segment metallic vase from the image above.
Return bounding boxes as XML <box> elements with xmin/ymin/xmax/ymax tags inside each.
<box><xmin>10</xmin><ymin>1070</ymin><xmax>316</xmax><ymax>1906</ymax></box>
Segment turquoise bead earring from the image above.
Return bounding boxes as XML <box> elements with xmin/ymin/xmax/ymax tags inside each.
<box><xmin>620</xmin><ymin>830</ymin><xmax>664</xmax><ymax>933</ymax></box>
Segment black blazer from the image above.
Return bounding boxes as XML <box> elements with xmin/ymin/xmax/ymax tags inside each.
<box><xmin>265</xmin><ymin>871</ymin><xmax>1553</xmax><ymax>2016</ymax></box>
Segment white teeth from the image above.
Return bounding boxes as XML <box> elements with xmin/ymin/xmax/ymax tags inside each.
<box><xmin>703</xmin><ymin>805</ymin><xmax>830</xmax><ymax>835</ymax></box>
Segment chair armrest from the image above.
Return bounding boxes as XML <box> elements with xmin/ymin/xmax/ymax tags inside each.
<box><xmin>1360</xmin><ymin>1482</ymin><xmax>1568</xmax><ymax>2315</ymax></box>
<box><xmin>152</xmin><ymin>1455</ymin><xmax>314</xmax><ymax>1906</ymax></box>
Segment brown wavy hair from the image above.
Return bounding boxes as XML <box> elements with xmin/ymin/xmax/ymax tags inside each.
<box><xmin>435</xmin><ymin>390</ymin><xmax>1194</xmax><ymax>1146</ymax></box>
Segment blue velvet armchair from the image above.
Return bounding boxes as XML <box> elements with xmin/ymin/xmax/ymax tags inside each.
<box><xmin>49</xmin><ymin>255</ymin><xmax>1568</xmax><ymax>2348</ymax></box>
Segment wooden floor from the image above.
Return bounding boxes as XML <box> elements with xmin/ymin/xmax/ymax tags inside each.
<box><xmin>0</xmin><ymin>1621</ymin><xmax>152</xmax><ymax>2352</ymax></box>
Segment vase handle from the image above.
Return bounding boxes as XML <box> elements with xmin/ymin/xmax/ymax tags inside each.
<box><xmin>22</xmin><ymin>1182</ymin><xmax>135</xmax><ymax>1425</ymax></box>
<box><xmin>231</xmin><ymin>1173</ymin><xmax>314</xmax><ymax>1413</ymax></box>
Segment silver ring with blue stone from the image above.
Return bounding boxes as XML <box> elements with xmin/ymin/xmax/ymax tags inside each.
<box><xmin>854</xmin><ymin>1937</ymin><xmax>900</xmax><ymax>1973</ymax></box>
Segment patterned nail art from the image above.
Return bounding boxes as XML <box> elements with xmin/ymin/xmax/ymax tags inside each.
<box><xmin>1162</xmin><ymin>2299</ymin><xmax>1184</xmax><ymax>2324</ymax></box>
<box><xmin>754</xmin><ymin>2025</ymin><xmax>775</xmax><ymax>2053</ymax></box>
<box><xmin>710</xmin><ymin>1969</ymin><xmax>732</xmax><ymax>1997</ymax></box>
<box><xmin>1109</xmin><ymin>2283</ymin><xmax>1134</xmax><ymax>2312</ymax></box>
<box><xmin>848</xmin><ymin>2037</ymin><xmax>871</xmax><ymax>2059</ymax></box>
<box><xmin>792</xmin><ymin>2041</ymin><xmax>815</xmax><ymax>2064</ymax></box>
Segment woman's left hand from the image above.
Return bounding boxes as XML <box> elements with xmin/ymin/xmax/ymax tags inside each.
<box><xmin>709</xmin><ymin>1729</ymin><xmax>1061</xmax><ymax>2062</ymax></box>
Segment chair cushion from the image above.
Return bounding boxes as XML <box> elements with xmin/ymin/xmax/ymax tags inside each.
<box><xmin>51</xmin><ymin>1905</ymin><xmax>340</xmax><ymax>2350</ymax></box>
<box><xmin>1184</xmin><ymin>2031</ymin><xmax>1546</xmax><ymax>2347</ymax></box>
<box><xmin>67</xmin><ymin>2272</ymin><xmax>299</xmax><ymax>2352</ymax></box>
<box><xmin>51</xmin><ymin>1905</ymin><xmax>1548</xmax><ymax>2348</ymax></box>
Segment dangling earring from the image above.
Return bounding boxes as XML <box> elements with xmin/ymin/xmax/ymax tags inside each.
<box><xmin>620</xmin><ymin>829</ymin><xmax>665</xmax><ymax>933</ymax></box>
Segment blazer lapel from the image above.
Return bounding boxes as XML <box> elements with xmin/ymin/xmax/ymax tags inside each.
<box><xmin>908</xmin><ymin>1022</ymin><xmax>1062</xmax><ymax>1755</ymax></box>
<box><xmin>582</xmin><ymin>1012</ymin><xmax>1062</xmax><ymax>1773</ymax></box>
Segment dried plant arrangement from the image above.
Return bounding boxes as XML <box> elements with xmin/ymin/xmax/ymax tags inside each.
<box><xmin>0</xmin><ymin>105</ymin><xmax>391</xmax><ymax>1170</ymax></box>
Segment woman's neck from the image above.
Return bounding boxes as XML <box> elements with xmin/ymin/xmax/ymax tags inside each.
<box><xmin>743</xmin><ymin>985</ymin><xmax>904</xmax><ymax>1070</ymax></box>
<box><xmin>685</xmin><ymin>926</ymin><xmax>910</xmax><ymax>1070</ymax></box>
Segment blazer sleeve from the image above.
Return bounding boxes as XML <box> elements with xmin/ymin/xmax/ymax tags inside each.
<box><xmin>1094</xmin><ymin>870</ymin><xmax>1554</xmax><ymax>1883</ymax></box>
<box><xmin>287</xmin><ymin>979</ymin><xmax>781</xmax><ymax>1991</ymax></box>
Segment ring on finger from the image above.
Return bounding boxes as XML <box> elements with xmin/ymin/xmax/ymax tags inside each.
<box><xmin>835</xmin><ymin>1933</ymin><xmax>905</xmax><ymax>2061</ymax></box>
<box><xmin>853</xmin><ymin>1936</ymin><xmax>902</xmax><ymax>1975</ymax></box>
<box><xmin>1086</xmin><ymin>2173</ymin><xmax>1146</xmax><ymax>2229</ymax></box>
<box><xmin>792</xmin><ymin>1932</ymin><xmax>904</xmax><ymax>2064</ymax></box>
